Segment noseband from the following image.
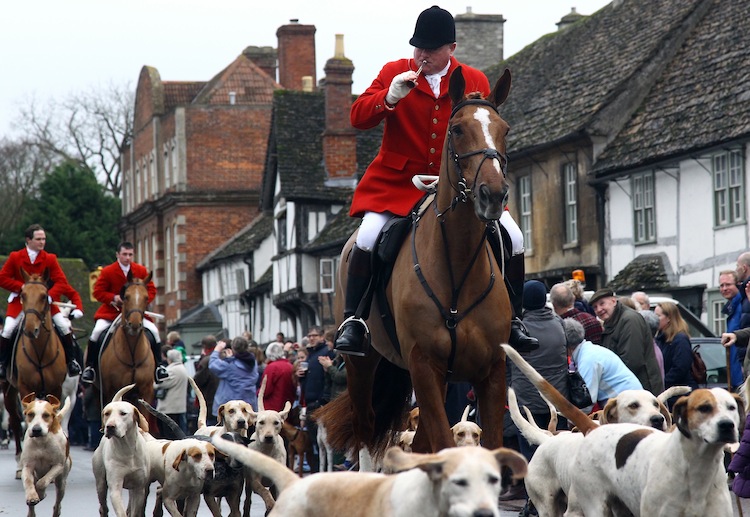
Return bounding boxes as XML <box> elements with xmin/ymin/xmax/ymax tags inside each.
<box><xmin>22</xmin><ymin>280</ymin><xmax>51</xmax><ymax>331</ymax></box>
<box><xmin>443</xmin><ymin>99</ymin><xmax>508</xmax><ymax>214</ymax></box>
<box><xmin>120</xmin><ymin>282</ymin><xmax>146</xmax><ymax>334</ymax></box>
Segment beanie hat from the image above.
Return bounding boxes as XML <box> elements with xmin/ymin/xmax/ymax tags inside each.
<box><xmin>409</xmin><ymin>5</ymin><xmax>456</xmax><ymax>49</ymax></box>
<box><xmin>522</xmin><ymin>280</ymin><xmax>548</xmax><ymax>311</ymax></box>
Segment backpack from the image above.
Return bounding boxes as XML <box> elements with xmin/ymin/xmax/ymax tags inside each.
<box><xmin>691</xmin><ymin>344</ymin><xmax>708</xmax><ymax>385</ymax></box>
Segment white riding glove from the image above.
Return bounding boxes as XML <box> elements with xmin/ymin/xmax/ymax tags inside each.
<box><xmin>71</xmin><ymin>309</ymin><xmax>84</xmax><ymax>319</ymax></box>
<box><xmin>386</xmin><ymin>71</ymin><xmax>418</xmax><ymax>106</ymax></box>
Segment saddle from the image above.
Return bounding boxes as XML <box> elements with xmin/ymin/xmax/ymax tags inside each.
<box><xmin>96</xmin><ymin>316</ymin><xmax>158</xmax><ymax>369</ymax></box>
<box><xmin>351</xmin><ymin>193</ymin><xmax>512</xmax><ymax>359</ymax></box>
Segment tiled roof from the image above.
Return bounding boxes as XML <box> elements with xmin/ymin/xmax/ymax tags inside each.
<box><xmin>196</xmin><ymin>213</ymin><xmax>273</xmax><ymax>270</ymax></box>
<box><xmin>262</xmin><ymin>90</ymin><xmax>382</xmax><ymax>205</ymax></box>
<box><xmin>246</xmin><ymin>265</ymin><xmax>272</xmax><ymax>295</ymax></box>
<box><xmin>593</xmin><ymin>0</ymin><xmax>750</xmax><ymax>176</ymax></box>
<box><xmin>192</xmin><ymin>55</ymin><xmax>280</xmax><ymax>105</ymax></box>
<box><xmin>163</xmin><ymin>82</ymin><xmax>205</xmax><ymax>110</ymax></box>
<box><xmin>484</xmin><ymin>0</ymin><xmax>705</xmax><ymax>155</ymax></box>
<box><xmin>176</xmin><ymin>303</ymin><xmax>222</xmax><ymax>325</ymax></box>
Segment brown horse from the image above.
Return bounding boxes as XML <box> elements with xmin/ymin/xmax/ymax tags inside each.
<box><xmin>3</xmin><ymin>268</ymin><xmax>68</xmax><ymax>478</ymax></box>
<box><xmin>96</xmin><ymin>271</ymin><xmax>156</xmax><ymax>407</ymax></box>
<box><xmin>319</xmin><ymin>67</ymin><xmax>513</xmax><ymax>455</ymax></box>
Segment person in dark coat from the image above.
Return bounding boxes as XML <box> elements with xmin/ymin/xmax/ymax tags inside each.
<box><xmin>654</xmin><ymin>302</ymin><xmax>698</xmax><ymax>396</ymax></box>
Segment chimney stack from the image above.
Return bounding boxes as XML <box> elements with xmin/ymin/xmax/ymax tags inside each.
<box><xmin>556</xmin><ymin>7</ymin><xmax>584</xmax><ymax>31</ymax></box>
<box><xmin>323</xmin><ymin>34</ymin><xmax>357</xmax><ymax>187</ymax></box>
<box><xmin>276</xmin><ymin>20</ymin><xmax>316</xmax><ymax>90</ymax></box>
<box><xmin>243</xmin><ymin>46</ymin><xmax>278</xmax><ymax>82</ymax></box>
<box><xmin>454</xmin><ymin>8</ymin><xmax>505</xmax><ymax>68</ymax></box>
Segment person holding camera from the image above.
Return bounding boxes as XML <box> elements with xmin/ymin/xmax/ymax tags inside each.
<box><xmin>209</xmin><ymin>336</ymin><xmax>259</xmax><ymax>417</ymax></box>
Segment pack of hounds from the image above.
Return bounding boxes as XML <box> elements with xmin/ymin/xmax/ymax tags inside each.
<box><xmin>12</xmin><ymin>345</ymin><xmax>745</xmax><ymax>516</ymax></box>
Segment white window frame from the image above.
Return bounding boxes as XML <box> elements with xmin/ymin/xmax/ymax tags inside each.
<box><xmin>563</xmin><ymin>162</ymin><xmax>578</xmax><ymax>245</ymax></box>
<box><xmin>320</xmin><ymin>258</ymin><xmax>335</xmax><ymax>293</ymax></box>
<box><xmin>632</xmin><ymin>171</ymin><xmax>656</xmax><ymax>244</ymax></box>
<box><xmin>165</xmin><ymin>227</ymin><xmax>172</xmax><ymax>293</ymax></box>
<box><xmin>713</xmin><ymin>149</ymin><xmax>745</xmax><ymax>227</ymax></box>
<box><xmin>518</xmin><ymin>175</ymin><xmax>532</xmax><ymax>252</ymax></box>
<box><xmin>172</xmin><ymin>223</ymin><xmax>179</xmax><ymax>292</ymax></box>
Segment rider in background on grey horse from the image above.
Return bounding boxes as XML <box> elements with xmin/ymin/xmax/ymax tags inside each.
<box><xmin>334</xmin><ymin>5</ymin><xmax>538</xmax><ymax>357</ymax></box>
<box><xmin>80</xmin><ymin>241</ymin><xmax>168</xmax><ymax>384</ymax></box>
<box><xmin>0</xmin><ymin>223</ymin><xmax>83</xmax><ymax>380</ymax></box>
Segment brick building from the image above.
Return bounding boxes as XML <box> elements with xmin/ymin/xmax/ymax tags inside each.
<box><xmin>119</xmin><ymin>20</ymin><xmax>317</xmax><ymax>337</ymax></box>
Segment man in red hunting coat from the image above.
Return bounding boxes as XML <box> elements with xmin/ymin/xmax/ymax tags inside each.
<box><xmin>0</xmin><ymin>224</ymin><xmax>83</xmax><ymax>379</ymax></box>
<box><xmin>334</xmin><ymin>5</ymin><xmax>537</xmax><ymax>356</ymax></box>
<box><xmin>80</xmin><ymin>241</ymin><xmax>168</xmax><ymax>384</ymax></box>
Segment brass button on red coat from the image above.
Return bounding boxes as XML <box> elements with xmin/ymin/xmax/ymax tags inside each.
<box><xmin>430</xmin><ymin>148</ymin><xmax>436</xmax><ymax>154</ymax></box>
<box><xmin>431</xmin><ymin>133</ymin><xmax>437</xmax><ymax>139</ymax></box>
<box><xmin>433</xmin><ymin>118</ymin><xmax>438</xmax><ymax>124</ymax></box>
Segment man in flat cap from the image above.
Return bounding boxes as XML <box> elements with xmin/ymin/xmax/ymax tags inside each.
<box><xmin>589</xmin><ymin>288</ymin><xmax>663</xmax><ymax>394</ymax></box>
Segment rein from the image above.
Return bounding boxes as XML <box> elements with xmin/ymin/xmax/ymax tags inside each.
<box><xmin>411</xmin><ymin>98</ymin><xmax>503</xmax><ymax>382</ymax></box>
<box><xmin>113</xmin><ymin>283</ymin><xmax>150</xmax><ymax>376</ymax></box>
<box><xmin>20</xmin><ymin>281</ymin><xmax>59</xmax><ymax>395</ymax></box>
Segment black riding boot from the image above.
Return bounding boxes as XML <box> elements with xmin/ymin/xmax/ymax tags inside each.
<box><xmin>60</xmin><ymin>333</ymin><xmax>82</xmax><ymax>376</ymax></box>
<box><xmin>148</xmin><ymin>333</ymin><xmax>169</xmax><ymax>383</ymax></box>
<box><xmin>334</xmin><ymin>245</ymin><xmax>373</xmax><ymax>357</ymax></box>
<box><xmin>505</xmin><ymin>253</ymin><xmax>539</xmax><ymax>353</ymax></box>
<box><xmin>81</xmin><ymin>336</ymin><xmax>100</xmax><ymax>384</ymax></box>
<box><xmin>0</xmin><ymin>335</ymin><xmax>11</xmax><ymax>380</ymax></box>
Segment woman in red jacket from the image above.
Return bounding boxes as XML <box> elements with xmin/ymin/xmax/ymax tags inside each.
<box><xmin>335</xmin><ymin>6</ymin><xmax>537</xmax><ymax>356</ymax></box>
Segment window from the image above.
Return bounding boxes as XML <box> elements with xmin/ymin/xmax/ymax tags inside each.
<box><xmin>320</xmin><ymin>258</ymin><xmax>335</xmax><ymax>293</ymax></box>
<box><xmin>149</xmin><ymin>154</ymin><xmax>155</xmax><ymax>198</ymax></box>
<box><xmin>163</xmin><ymin>146</ymin><xmax>169</xmax><ymax>192</ymax></box>
<box><xmin>277</xmin><ymin>213</ymin><xmax>287</xmax><ymax>252</ymax></box>
<box><xmin>563</xmin><ymin>162</ymin><xmax>578</xmax><ymax>245</ymax></box>
<box><xmin>711</xmin><ymin>297</ymin><xmax>726</xmax><ymax>336</ymax></box>
<box><xmin>518</xmin><ymin>175</ymin><xmax>532</xmax><ymax>251</ymax></box>
<box><xmin>235</xmin><ymin>269</ymin><xmax>247</xmax><ymax>293</ymax></box>
<box><xmin>165</xmin><ymin>227</ymin><xmax>172</xmax><ymax>293</ymax></box>
<box><xmin>632</xmin><ymin>171</ymin><xmax>655</xmax><ymax>243</ymax></box>
<box><xmin>151</xmin><ymin>234</ymin><xmax>157</xmax><ymax>276</ymax></box>
<box><xmin>714</xmin><ymin>149</ymin><xmax>745</xmax><ymax>226</ymax></box>
<box><xmin>172</xmin><ymin>223</ymin><xmax>179</xmax><ymax>292</ymax></box>
<box><xmin>135</xmin><ymin>166</ymin><xmax>141</xmax><ymax>205</ymax></box>
<box><xmin>171</xmin><ymin>140</ymin><xmax>177</xmax><ymax>186</ymax></box>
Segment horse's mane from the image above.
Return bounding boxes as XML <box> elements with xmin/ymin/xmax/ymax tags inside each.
<box><xmin>465</xmin><ymin>91</ymin><xmax>484</xmax><ymax>100</ymax></box>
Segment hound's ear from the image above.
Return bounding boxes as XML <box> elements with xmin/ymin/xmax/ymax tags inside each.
<box><xmin>46</xmin><ymin>394</ymin><xmax>61</xmax><ymax>410</ymax></box>
<box><xmin>383</xmin><ymin>447</ymin><xmax>445</xmax><ymax>481</ymax></box>
<box><xmin>600</xmin><ymin>398</ymin><xmax>619</xmax><ymax>425</ymax></box>
<box><xmin>733</xmin><ymin>393</ymin><xmax>746</xmax><ymax>426</ymax></box>
<box><xmin>494</xmin><ymin>448</ymin><xmax>527</xmax><ymax>480</ymax></box>
<box><xmin>673</xmin><ymin>396</ymin><xmax>691</xmax><ymax>438</ymax></box>
<box><xmin>658</xmin><ymin>400</ymin><xmax>672</xmax><ymax>427</ymax></box>
<box><xmin>134</xmin><ymin>409</ymin><xmax>149</xmax><ymax>433</ymax></box>
<box><xmin>172</xmin><ymin>450</ymin><xmax>186</xmax><ymax>471</ymax></box>
<box><xmin>22</xmin><ymin>392</ymin><xmax>37</xmax><ymax>407</ymax></box>
<box><xmin>217</xmin><ymin>404</ymin><xmax>226</xmax><ymax>425</ymax></box>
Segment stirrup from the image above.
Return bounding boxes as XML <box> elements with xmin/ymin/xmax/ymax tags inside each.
<box><xmin>67</xmin><ymin>359</ymin><xmax>81</xmax><ymax>377</ymax></box>
<box><xmin>334</xmin><ymin>316</ymin><xmax>370</xmax><ymax>357</ymax></box>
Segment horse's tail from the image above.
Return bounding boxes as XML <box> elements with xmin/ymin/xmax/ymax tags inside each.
<box><xmin>316</xmin><ymin>358</ymin><xmax>412</xmax><ymax>460</ymax></box>
<box><xmin>188</xmin><ymin>377</ymin><xmax>207</xmax><ymax>429</ymax></box>
<box><xmin>501</xmin><ymin>345</ymin><xmax>596</xmax><ymax>434</ymax></box>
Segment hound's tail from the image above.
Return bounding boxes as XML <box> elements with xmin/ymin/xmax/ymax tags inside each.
<box><xmin>189</xmin><ymin>377</ymin><xmax>208</xmax><ymax>429</ymax></box>
<box><xmin>111</xmin><ymin>383</ymin><xmax>136</xmax><ymax>402</ymax></box>
<box><xmin>213</xmin><ymin>434</ymin><xmax>298</xmax><ymax>492</ymax></box>
<box><xmin>507</xmin><ymin>388</ymin><xmax>552</xmax><ymax>446</ymax></box>
<box><xmin>501</xmin><ymin>345</ymin><xmax>596</xmax><ymax>435</ymax></box>
<box><xmin>57</xmin><ymin>395</ymin><xmax>73</xmax><ymax>420</ymax></box>
<box><xmin>657</xmin><ymin>385</ymin><xmax>691</xmax><ymax>405</ymax></box>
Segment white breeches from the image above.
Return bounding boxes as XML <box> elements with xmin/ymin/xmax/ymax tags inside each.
<box><xmin>355</xmin><ymin>211</ymin><xmax>394</xmax><ymax>251</ymax></box>
<box><xmin>2</xmin><ymin>313</ymin><xmax>71</xmax><ymax>338</ymax></box>
<box><xmin>355</xmin><ymin>210</ymin><xmax>525</xmax><ymax>256</ymax></box>
<box><xmin>91</xmin><ymin>318</ymin><xmax>161</xmax><ymax>343</ymax></box>
<box><xmin>500</xmin><ymin>211</ymin><xmax>524</xmax><ymax>256</ymax></box>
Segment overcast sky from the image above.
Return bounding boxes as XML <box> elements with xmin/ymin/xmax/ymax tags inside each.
<box><xmin>0</xmin><ymin>0</ymin><xmax>610</xmax><ymax>137</ymax></box>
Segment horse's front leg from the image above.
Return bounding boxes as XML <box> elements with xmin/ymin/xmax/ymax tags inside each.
<box><xmin>473</xmin><ymin>357</ymin><xmax>506</xmax><ymax>449</ymax></box>
<box><xmin>344</xmin><ymin>352</ymin><xmax>381</xmax><ymax>446</ymax></box>
<box><xmin>409</xmin><ymin>347</ymin><xmax>453</xmax><ymax>452</ymax></box>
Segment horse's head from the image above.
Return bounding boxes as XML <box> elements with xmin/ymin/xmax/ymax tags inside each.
<box><xmin>443</xmin><ymin>67</ymin><xmax>512</xmax><ymax>222</ymax></box>
<box><xmin>120</xmin><ymin>271</ymin><xmax>152</xmax><ymax>337</ymax></box>
<box><xmin>20</xmin><ymin>268</ymin><xmax>51</xmax><ymax>339</ymax></box>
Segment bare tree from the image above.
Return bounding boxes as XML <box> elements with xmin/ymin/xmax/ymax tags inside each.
<box><xmin>0</xmin><ymin>137</ymin><xmax>53</xmax><ymax>243</ymax></box>
<box><xmin>16</xmin><ymin>81</ymin><xmax>134</xmax><ymax>197</ymax></box>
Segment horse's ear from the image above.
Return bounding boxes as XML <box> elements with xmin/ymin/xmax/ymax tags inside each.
<box><xmin>20</xmin><ymin>268</ymin><xmax>30</xmax><ymax>283</ymax></box>
<box><xmin>127</xmin><ymin>270</ymin><xmax>134</xmax><ymax>283</ymax></box>
<box><xmin>144</xmin><ymin>271</ymin><xmax>152</xmax><ymax>285</ymax></box>
<box><xmin>449</xmin><ymin>66</ymin><xmax>466</xmax><ymax>108</ymax></box>
<box><xmin>42</xmin><ymin>267</ymin><xmax>51</xmax><ymax>285</ymax></box>
<box><xmin>488</xmin><ymin>68</ymin><xmax>512</xmax><ymax>108</ymax></box>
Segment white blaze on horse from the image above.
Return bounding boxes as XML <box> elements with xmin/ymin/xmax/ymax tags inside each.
<box><xmin>318</xmin><ymin>67</ymin><xmax>514</xmax><ymax>455</ymax></box>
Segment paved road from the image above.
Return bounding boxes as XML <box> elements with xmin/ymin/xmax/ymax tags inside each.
<box><xmin>2</xmin><ymin>442</ymin><xmax>745</xmax><ymax>516</ymax></box>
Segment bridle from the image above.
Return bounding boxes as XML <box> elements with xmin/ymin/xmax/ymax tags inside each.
<box><xmin>21</xmin><ymin>280</ymin><xmax>51</xmax><ymax>336</ymax></box>
<box><xmin>411</xmin><ymin>97</ymin><xmax>508</xmax><ymax>381</ymax></box>
<box><xmin>437</xmin><ymin>98</ymin><xmax>508</xmax><ymax>217</ymax></box>
<box><xmin>119</xmin><ymin>282</ymin><xmax>146</xmax><ymax>336</ymax></box>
